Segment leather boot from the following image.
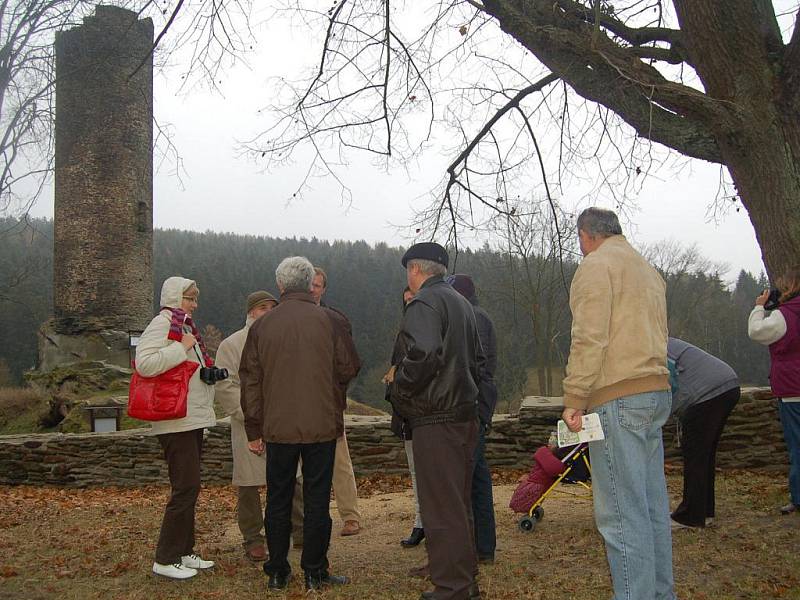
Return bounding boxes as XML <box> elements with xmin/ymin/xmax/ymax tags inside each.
<box><xmin>401</xmin><ymin>527</ymin><xmax>425</xmax><ymax>548</ymax></box>
<box><xmin>304</xmin><ymin>570</ymin><xmax>350</xmax><ymax>590</ymax></box>
<box><xmin>266</xmin><ymin>569</ymin><xmax>291</xmax><ymax>590</ymax></box>
<box><xmin>420</xmin><ymin>582</ymin><xmax>480</xmax><ymax>600</ymax></box>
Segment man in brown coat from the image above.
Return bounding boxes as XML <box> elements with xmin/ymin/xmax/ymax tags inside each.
<box><xmin>240</xmin><ymin>256</ymin><xmax>360</xmax><ymax>592</ymax></box>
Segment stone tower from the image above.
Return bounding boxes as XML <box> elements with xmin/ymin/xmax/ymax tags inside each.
<box><xmin>40</xmin><ymin>6</ymin><xmax>154</xmax><ymax>371</ymax></box>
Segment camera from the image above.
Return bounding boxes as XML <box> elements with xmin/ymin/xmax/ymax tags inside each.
<box><xmin>199</xmin><ymin>366</ymin><xmax>229</xmax><ymax>385</ymax></box>
<box><xmin>764</xmin><ymin>289</ymin><xmax>781</xmax><ymax>311</ymax></box>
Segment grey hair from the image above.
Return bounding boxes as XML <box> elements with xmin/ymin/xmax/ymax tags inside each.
<box><xmin>577</xmin><ymin>207</ymin><xmax>623</xmax><ymax>238</ymax></box>
<box><xmin>275</xmin><ymin>256</ymin><xmax>315</xmax><ymax>293</ymax></box>
<box><xmin>408</xmin><ymin>258</ymin><xmax>447</xmax><ymax>277</ymax></box>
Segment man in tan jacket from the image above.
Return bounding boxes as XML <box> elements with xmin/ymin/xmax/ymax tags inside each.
<box><xmin>311</xmin><ymin>266</ymin><xmax>362</xmax><ymax>536</ymax></box>
<box><xmin>561</xmin><ymin>208</ymin><xmax>675</xmax><ymax>600</ymax></box>
<box><xmin>215</xmin><ymin>291</ymin><xmax>304</xmax><ymax>562</ymax></box>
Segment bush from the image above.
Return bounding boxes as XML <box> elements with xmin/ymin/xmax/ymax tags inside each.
<box><xmin>0</xmin><ymin>386</ymin><xmax>49</xmax><ymax>434</ymax></box>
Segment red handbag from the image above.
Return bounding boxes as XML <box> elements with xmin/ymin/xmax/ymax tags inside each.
<box><xmin>127</xmin><ymin>361</ymin><xmax>199</xmax><ymax>421</ymax></box>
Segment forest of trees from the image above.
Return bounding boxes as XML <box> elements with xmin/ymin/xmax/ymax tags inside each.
<box><xmin>0</xmin><ymin>217</ymin><xmax>771</xmax><ymax>410</ymax></box>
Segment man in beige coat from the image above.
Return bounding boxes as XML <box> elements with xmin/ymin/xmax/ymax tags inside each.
<box><xmin>215</xmin><ymin>291</ymin><xmax>303</xmax><ymax>561</ymax></box>
<box><xmin>311</xmin><ymin>267</ymin><xmax>362</xmax><ymax>536</ymax></box>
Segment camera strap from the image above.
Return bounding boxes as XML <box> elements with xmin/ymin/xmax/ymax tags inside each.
<box><xmin>191</xmin><ymin>342</ymin><xmax>205</xmax><ymax>365</ymax></box>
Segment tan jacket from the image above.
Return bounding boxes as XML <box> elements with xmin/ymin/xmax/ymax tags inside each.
<box><xmin>240</xmin><ymin>291</ymin><xmax>360</xmax><ymax>444</ymax></box>
<box><xmin>562</xmin><ymin>235</ymin><xmax>669</xmax><ymax>411</ymax></box>
<box><xmin>135</xmin><ymin>277</ymin><xmax>216</xmax><ymax>435</ymax></box>
<box><xmin>215</xmin><ymin>318</ymin><xmax>266</xmax><ymax>487</ymax></box>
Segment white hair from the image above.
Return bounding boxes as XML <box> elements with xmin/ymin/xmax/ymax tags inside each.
<box><xmin>408</xmin><ymin>258</ymin><xmax>447</xmax><ymax>277</ymax></box>
<box><xmin>275</xmin><ymin>256</ymin><xmax>314</xmax><ymax>293</ymax></box>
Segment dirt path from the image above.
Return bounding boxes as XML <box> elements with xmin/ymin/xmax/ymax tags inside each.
<box><xmin>1</xmin><ymin>471</ymin><xmax>799</xmax><ymax>599</ymax></box>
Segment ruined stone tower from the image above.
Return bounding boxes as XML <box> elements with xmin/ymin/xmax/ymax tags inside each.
<box><xmin>40</xmin><ymin>6</ymin><xmax>154</xmax><ymax>371</ymax></box>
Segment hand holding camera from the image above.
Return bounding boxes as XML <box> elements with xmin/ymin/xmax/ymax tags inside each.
<box><xmin>757</xmin><ymin>288</ymin><xmax>781</xmax><ymax>310</ymax></box>
<box><xmin>181</xmin><ymin>333</ymin><xmax>197</xmax><ymax>350</ymax></box>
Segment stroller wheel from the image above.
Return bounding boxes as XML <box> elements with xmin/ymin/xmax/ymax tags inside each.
<box><xmin>532</xmin><ymin>506</ymin><xmax>544</xmax><ymax>521</ymax></box>
<box><xmin>518</xmin><ymin>517</ymin><xmax>536</xmax><ymax>533</ymax></box>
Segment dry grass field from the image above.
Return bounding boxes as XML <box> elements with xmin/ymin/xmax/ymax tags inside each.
<box><xmin>0</xmin><ymin>468</ymin><xmax>798</xmax><ymax>600</ymax></box>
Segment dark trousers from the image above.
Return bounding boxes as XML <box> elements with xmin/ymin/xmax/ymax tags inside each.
<box><xmin>778</xmin><ymin>400</ymin><xmax>800</xmax><ymax>506</ymax></box>
<box><xmin>672</xmin><ymin>387</ymin><xmax>740</xmax><ymax>527</ymax></box>
<box><xmin>155</xmin><ymin>428</ymin><xmax>204</xmax><ymax>564</ymax></box>
<box><xmin>414</xmin><ymin>419</ymin><xmax>479</xmax><ymax>600</ymax></box>
<box><xmin>263</xmin><ymin>440</ymin><xmax>336</xmax><ymax>576</ymax></box>
<box><xmin>471</xmin><ymin>422</ymin><xmax>496</xmax><ymax>558</ymax></box>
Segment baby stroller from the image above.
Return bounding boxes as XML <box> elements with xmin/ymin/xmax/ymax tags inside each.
<box><xmin>509</xmin><ymin>443</ymin><xmax>591</xmax><ymax>532</ymax></box>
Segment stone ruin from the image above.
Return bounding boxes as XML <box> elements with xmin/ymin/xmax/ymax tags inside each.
<box><xmin>37</xmin><ymin>6</ymin><xmax>154</xmax><ymax>375</ymax></box>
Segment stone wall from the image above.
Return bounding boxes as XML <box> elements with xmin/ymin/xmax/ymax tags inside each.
<box><xmin>0</xmin><ymin>388</ymin><xmax>786</xmax><ymax>487</ymax></box>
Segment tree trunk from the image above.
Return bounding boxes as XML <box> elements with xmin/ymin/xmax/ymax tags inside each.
<box><xmin>722</xmin><ymin>118</ymin><xmax>800</xmax><ymax>280</ymax></box>
<box><xmin>673</xmin><ymin>1</ymin><xmax>800</xmax><ymax>280</ymax></box>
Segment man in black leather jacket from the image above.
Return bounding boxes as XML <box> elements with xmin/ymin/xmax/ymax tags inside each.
<box><xmin>390</xmin><ymin>242</ymin><xmax>484</xmax><ymax>600</ymax></box>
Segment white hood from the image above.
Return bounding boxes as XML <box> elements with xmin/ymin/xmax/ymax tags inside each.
<box><xmin>160</xmin><ymin>276</ymin><xmax>196</xmax><ymax>309</ymax></box>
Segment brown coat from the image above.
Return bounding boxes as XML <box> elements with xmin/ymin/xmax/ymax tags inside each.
<box><xmin>239</xmin><ymin>291</ymin><xmax>360</xmax><ymax>444</ymax></box>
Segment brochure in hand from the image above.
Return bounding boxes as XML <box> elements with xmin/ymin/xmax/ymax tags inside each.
<box><xmin>557</xmin><ymin>412</ymin><xmax>605</xmax><ymax>448</ymax></box>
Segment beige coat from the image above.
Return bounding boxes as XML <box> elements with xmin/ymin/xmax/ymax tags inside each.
<box><xmin>135</xmin><ymin>276</ymin><xmax>216</xmax><ymax>436</ymax></box>
<box><xmin>215</xmin><ymin>318</ymin><xmax>266</xmax><ymax>487</ymax></box>
<box><xmin>562</xmin><ymin>235</ymin><xmax>669</xmax><ymax>411</ymax></box>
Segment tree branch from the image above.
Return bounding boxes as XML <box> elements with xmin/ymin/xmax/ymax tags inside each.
<box><xmin>480</xmin><ymin>0</ymin><xmax>723</xmax><ymax>163</ymax></box>
<box><xmin>784</xmin><ymin>7</ymin><xmax>800</xmax><ymax>105</ymax></box>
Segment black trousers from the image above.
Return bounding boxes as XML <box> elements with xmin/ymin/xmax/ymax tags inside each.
<box><xmin>672</xmin><ymin>387</ymin><xmax>740</xmax><ymax>527</ymax></box>
<box><xmin>155</xmin><ymin>428</ymin><xmax>204</xmax><ymax>564</ymax></box>
<box><xmin>414</xmin><ymin>419</ymin><xmax>479</xmax><ymax>600</ymax></box>
<box><xmin>263</xmin><ymin>440</ymin><xmax>336</xmax><ymax>576</ymax></box>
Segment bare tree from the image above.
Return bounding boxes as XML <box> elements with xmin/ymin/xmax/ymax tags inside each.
<box><xmin>0</xmin><ymin>0</ymin><xmax>257</xmax><ymax>221</ymax></box>
<box><xmin>221</xmin><ymin>0</ymin><xmax>798</xmax><ymax>279</ymax></box>
<box><xmin>0</xmin><ymin>1</ymin><xmax>95</xmax><ymax>220</ymax></box>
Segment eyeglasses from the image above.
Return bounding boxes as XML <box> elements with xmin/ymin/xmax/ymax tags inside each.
<box><xmin>182</xmin><ymin>296</ymin><xmax>199</xmax><ymax>303</ymax></box>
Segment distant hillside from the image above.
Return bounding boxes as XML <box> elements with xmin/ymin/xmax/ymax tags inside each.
<box><xmin>0</xmin><ymin>217</ymin><xmax>771</xmax><ymax>411</ymax></box>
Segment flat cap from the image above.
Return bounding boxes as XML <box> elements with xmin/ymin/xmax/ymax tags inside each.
<box><xmin>401</xmin><ymin>242</ymin><xmax>449</xmax><ymax>269</ymax></box>
<box><xmin>247</xmin><ymin>290</ymin><xmax>278</xmax><ymax>313</ymax></box>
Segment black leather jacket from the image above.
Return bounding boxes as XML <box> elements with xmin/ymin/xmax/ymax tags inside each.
<box><xmin>390</xmin><ymin>275</ymin><xmax>485</xmax><ymax>428</ymax></box>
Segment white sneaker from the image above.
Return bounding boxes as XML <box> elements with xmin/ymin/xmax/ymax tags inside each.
<box><xmin>152</xmin><ymin>562</ymin><xmax>198</xmax><ymax>579</ymax></box>
<box><xmin>181</xmin><ymin>554</ymin><xmax>214</xmax><ymax>569</ymax></box>
<box><xmin>670</xmin><ymin>518</ymin><xmax>692</xmax><ymax>530</ymax></box>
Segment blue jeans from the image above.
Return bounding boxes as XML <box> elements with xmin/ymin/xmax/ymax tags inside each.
<box><xmin>471</xmin><ymin>422</ymin><xmax>496</xmax><ymax>558</ymax></box>
<box><xmin>778</xmin><ymin>400</ymin><xmax>800</xmax><ymax>506</ymax></box>
<box><xmin>589</xmin><ymin>391</ymin><xmax>675</xmax><ymax>600</ymax></box>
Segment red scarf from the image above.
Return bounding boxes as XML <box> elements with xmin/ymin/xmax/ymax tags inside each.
<box><xmin>162</xmin><ymin>307</ymin><xmax>214</xmax><ymax>367</ymax></box>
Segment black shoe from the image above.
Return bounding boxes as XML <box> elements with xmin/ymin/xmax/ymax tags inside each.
<box><xmin>477</xmin><ymin>553</ymin><xmax>495</xmax><ymax>564</ymax></box>
<box><xmin>304</xmin><ymin>571</ymin><xmax>350</xmax><ymax>590</ymax></box>
<box><xmin>266</xmin><ymin>570</ymin><xmax>291</xmax><ymax>590</ymax></box>
<box><xmin>401</xmin><ymin>527</ymin><xmax>425</xmax><ymax>548</ymax></box>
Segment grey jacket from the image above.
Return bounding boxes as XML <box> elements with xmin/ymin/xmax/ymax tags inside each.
<box><xmin>667</xmin><ymin>337</ymin><xmax>739</xmax><ymax>416</ymax></box>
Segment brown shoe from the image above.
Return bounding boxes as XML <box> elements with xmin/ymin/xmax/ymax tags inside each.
<box><xmin>340</xmin><ymin>520</ymin><xmax>361</xmax><ymax>536</ymax></box>
<box><xmin>245</xmin><ymin>544</ymin><xmax>267</xmax><ymax>562</ymax></box>
<box><xmin>408</xmin><ymin>562</ymin><xmax>430</xmax><ymax>578</ymax></box>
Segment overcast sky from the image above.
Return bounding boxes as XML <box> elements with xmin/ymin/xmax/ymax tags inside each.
<box><xmin>29</xmin><ymin>3</ymin><xmax>772</xmax><ymax>281</ymax></box>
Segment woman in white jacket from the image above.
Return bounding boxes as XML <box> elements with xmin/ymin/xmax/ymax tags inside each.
<box><xmin>136</xmin><ymin>276</ymin><xmax>216</xmax><ymax>579</ymax></box>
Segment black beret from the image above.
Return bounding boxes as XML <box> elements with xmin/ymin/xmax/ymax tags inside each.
<box><xmin>401</xmin><ymin>242</ymin><xmax>449</xmax><ymax>268</ymax></box>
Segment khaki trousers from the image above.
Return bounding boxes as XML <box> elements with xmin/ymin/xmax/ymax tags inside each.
<box><xmin>332</xmin><ymin>432</ymin><xmax>361</xmax><ymax>522</ymax></box>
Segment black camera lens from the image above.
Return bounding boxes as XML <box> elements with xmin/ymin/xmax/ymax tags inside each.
<box><xmin>199</xmin><ymin>366</ymin><xmax>229</xmax><ymax>385</ymax></box>
<box><xmin>765</xmin><ymin>289</ymin><xmax>781</xmax><ymax>310</ymax></box>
